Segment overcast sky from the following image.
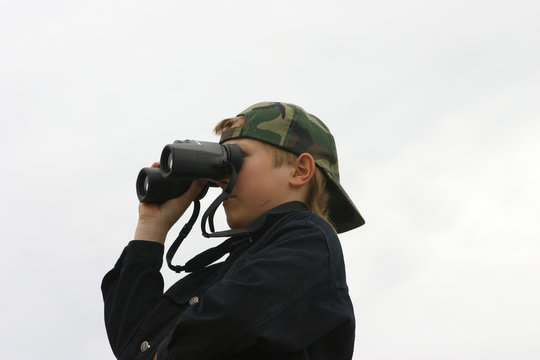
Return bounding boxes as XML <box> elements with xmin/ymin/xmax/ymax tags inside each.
<box><xmin>1</xmin><ymin>1</ymin><xmax>539</xmax><ymax>359</ymax></box>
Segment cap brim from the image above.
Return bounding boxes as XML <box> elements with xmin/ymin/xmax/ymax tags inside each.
<box><xmin>324</xmin><ymin>173</ymin><xmax>365</xmax><ymax>233</ymax></box>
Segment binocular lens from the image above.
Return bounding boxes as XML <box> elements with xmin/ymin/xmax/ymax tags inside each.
<box><xmin>168</xmin><ymin>152</ymin><xmax>173</xmax><ymax>172</ymax></box>
<box><xmin>144</xmin><ymin>176</ymin><xmax>150</xmax><ymax>193</ymax></box>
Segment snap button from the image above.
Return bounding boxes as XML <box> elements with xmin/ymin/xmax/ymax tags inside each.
<box><xmin>189</xmin><ymin>296</ymin><xmax>199</xmax><ymax>305</ymax></box>
<box><xmin>140</xmin><ymin>341</ymin><xmax>151</xmax><ymax>352</ymax></box>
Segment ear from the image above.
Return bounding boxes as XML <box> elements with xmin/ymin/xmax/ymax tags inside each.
<box><xmin>290</xmin><ymin>153</ymin><xmax>316</xmax><ymax>187</ymax></box>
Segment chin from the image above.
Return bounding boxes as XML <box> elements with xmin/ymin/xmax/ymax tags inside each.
<box><xmin>225</xmin><ymin>211</ymin><xmax>250</xmax><ymax>229</ymax></box>
<box><xmin>226</xmin><ymin>217</ymin><xmax>245</xmax><ymax>229</ymax></box>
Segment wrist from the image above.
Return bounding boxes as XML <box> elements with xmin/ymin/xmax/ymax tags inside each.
<box><xmin>134</xmin><ymin>219</ymin><xmax>169</xmax><ymax>244</ymax></box>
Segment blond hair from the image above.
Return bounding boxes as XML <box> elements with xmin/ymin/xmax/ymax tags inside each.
<box><xmin>214</xmin><ymin>116</ymin><xmax>330</xmax><ymax>222</ymax></box>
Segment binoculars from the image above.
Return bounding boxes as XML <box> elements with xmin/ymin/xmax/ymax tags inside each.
<box><xmin>136</xmin><ymin>140</ymin><xmax>243</xmax><ymax>203</ymax></box>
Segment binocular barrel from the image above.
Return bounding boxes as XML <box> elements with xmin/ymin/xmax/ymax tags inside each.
<box><xmin>136</xmin><ymin>140</ymin><xmax>242</xmax><ymax>204</ymax></box>
<box><xmin>136</xmin><ymin>167</ymin><xmax>192</xmax><ymax>203</ymax></box>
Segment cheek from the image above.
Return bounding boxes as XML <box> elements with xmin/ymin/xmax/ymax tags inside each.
<box><xmin>236</xmin><ymin>160</ymin><xmax>265</xmax><ymax>186</ymax></box>
<box><xmin>236</xmin><ymin>169</ymin><xmax>264</xmax><ymax>196</ymax></box>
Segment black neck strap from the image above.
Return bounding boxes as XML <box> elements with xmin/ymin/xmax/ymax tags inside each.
<box><xmin>166</xmin><ymin>198</ymin><xmax>201</xmax><ymax>272</ymax></box>
<box><xmin>200</xmin><ymin>164</ymin><xmax>246</xmax><ymax>238</ymax></box>
<box><xmin>167</xmin><ymin>162</ymin><xmax>244</xmax><ymax>273</ymax></box>
<box><xmin>167</xmin><ymin>201</ymin><xmax>307</xmax><ymax>273</ymax></box>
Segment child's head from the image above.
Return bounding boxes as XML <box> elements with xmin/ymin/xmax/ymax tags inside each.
<box><xmin>215</xmin><ymin>116</ymin><xmax>329</xmax><ymax>223</ymax></box>
<box><xmin>214</xmin><ymin>102</ymin><xmax>364</xmax><ymax>233</ymax></box>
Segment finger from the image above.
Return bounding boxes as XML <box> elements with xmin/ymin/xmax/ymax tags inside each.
<box><xmin>161</xmin><ymin>180</ymin><xmax>208</xmax><ymax>224</ymax></box>
<box><xmin>151</xmin><ymin>162</ymin><xmax>160</xmax><ymax>168</ymax></box>
<box><xmin>186</xmin><ymin>180</ymin><xmax>208</xmax><ymax>198</ymax></box>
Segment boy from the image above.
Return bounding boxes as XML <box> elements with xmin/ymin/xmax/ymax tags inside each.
<box><xmin>102</xmin><ymin>102</ymin><xmax>365</xmax><ymax>359</ymax></box>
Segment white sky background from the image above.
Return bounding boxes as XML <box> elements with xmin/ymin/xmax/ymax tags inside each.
<box><xmin>1</xmin><ymin>0</ymin><xmax>539</xmax><ymax>359</ymax></box>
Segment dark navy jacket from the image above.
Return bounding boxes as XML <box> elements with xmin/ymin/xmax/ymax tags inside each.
<box><xmin>101</xmin><ymin>202</ymin><xmax>355</xmax><ymax>359</ymax></box>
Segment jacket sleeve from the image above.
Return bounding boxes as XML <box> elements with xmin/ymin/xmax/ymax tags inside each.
<box><xmin>101</xmin><ymin>240</ymin><xmax>165</xmax><ymax>359</ymax></box>
<box><xmin>156</xmin><ymin>216</ymin><xmax>355</xmax><ymax>359</ymax></box>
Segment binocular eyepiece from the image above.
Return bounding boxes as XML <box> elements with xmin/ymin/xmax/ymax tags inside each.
<box><xmin>136</xmin><ymin>140</ymin><xmax>243</xmax><ymax>203</ymax></box>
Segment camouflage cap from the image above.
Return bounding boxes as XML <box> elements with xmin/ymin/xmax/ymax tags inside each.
<box><xmin>219</xmin><ymin>101</ymin><xmax>365</xmax><ymax>233</ymax></box>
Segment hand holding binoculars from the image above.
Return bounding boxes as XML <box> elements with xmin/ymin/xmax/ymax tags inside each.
<box><xmin>136</xmin><ymin>140</ymin><xmax>243</xmax><ymax>203</ymax></box>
